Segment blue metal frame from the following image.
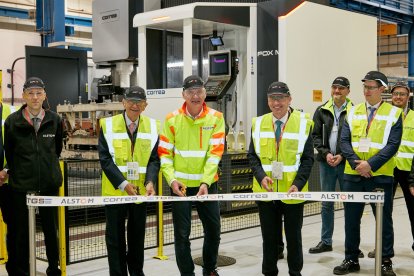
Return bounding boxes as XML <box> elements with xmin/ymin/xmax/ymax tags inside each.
<box><xmin>0</xmin><ymin>6</ymin><xmax>29</xmax><ymax>19</ymax></box>
<box><xmin>36</xmin><ymin>0</ymin><xmax>65</xmax><ymax>46</ymax></box>
<box><xmin>330</xmin><ymin>1</ymin><xmax>414</xmax><ymax>81</ymax></box>
<box><xmin>330</xmin><ymin>0</ymin><xmax>414</xmax><ymax>24</ymax></box>
<box><xmin>408</xmin><ymin>25</ymin><xmax>414</xmax><ymax>86</ymax></box>
<box><xmin>65</xmin><ymin>15</ymin><xmax>92</xmax><ymax>27</ymax></box>
<box><xmin>0</xmin><ymin>5</ymin><xmax>91</xmax><ymax>27</ymax></box>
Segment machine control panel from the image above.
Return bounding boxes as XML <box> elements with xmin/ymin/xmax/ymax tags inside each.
<box><xmin>205</xmin><ymin>78</ymin><xmax>231</xmax><ymax>97</ymax></box>
<box><xmin>205</xmin><ymin>50</ymin><xmax>238</xmax><ymax>101</ymax></box>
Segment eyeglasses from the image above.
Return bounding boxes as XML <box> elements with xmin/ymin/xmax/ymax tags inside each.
<box><xmin>332</xmin><ymin>86</ymin><xmax>347</xmax><ymax>91</ymax></box>
<box><xmin>126</xmin><ymin>100</ymin><xmax>147</xmax><ymax>107</ymax></box>
<box><xmin>268</xmin><ymin>95</ymin><xmax>289</xmax><ymax>101</ymax></box>
<box><xmin>25</xmin><ymin>91</ymin><xmax>45</xmax><ymax>98</ymax></box>
<box><xmin>392</xmin><ymin>92</ymin><xmax>409</xmax><ymax>97</ymax></box>
<box><xmin>184</xmin><ymin>89</ymin><xmax>205</xmax><ymax>96</ymax></box>
<box><xmin>363</xmin><ymin>84</ymin><xmax>379</xmax><ymax>91</ymax></box>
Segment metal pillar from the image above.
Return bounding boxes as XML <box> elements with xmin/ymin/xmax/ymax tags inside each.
<box><xmin>28</xmin><ymin>193</ymin><xmax>37</xmax><ymax>276</ymax></box>
<box><xmin>36</xmin><ymin>0</ymin><xmax>65</xmax><ymax>47</ymax></box>
<box><xmin>374</xmin><ymin>189</ymin><xmax>384</xmax><ymax>276</ymax></box>
<box><xmin>408</xmin><ymin>24</ymin><xmax>414</xmax><ymax>88</ymax></box>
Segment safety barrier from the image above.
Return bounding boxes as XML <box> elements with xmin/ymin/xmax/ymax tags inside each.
<box><xmin>26</xmin><ymin>190</ymin><xmax>385</xmax><ymax>276</ymax></box>
<box><xmin>3</xmin><ymin>158</ymin><xmax>386</xmax><ymax>275</ymax></box>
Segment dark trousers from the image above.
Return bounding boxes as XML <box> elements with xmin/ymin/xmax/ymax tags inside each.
<box><xmin>257</xmin><ymin>200</ymin><xmax>304</xmax><ymax>276</ymax></box>
<box><xmin>171</xmin><ymin>183</ymin><xmax>221</xmax><ymax>276</ymax></box>
<box><xmin>393</xmin><ymin>168</ymin><xmax>414</xmax><ymax>242</ymax></box>
<box><xmin>105</xmin><ymin>203</ymin><xmax>147</xmax><ymax>276</ymax></box>
<box><xmin>0</xmin><ymin>184</ymin><xmax>12</xmax><ymax>224</ymax></box>
<box><xmin>6</xmin><ymin>190</ymin><xmax>61</xmax><ymax>276</ymax></box>
<box><xmin>343</xmin><ymin>178</ymin><xmax>394</xmax><ymax>261</ymax></box>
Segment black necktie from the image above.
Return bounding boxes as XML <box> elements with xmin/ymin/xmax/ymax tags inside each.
<box><xmin>367</xmin><ymin>107</ymin><xmax>376</xmax><ymax>125</ymax></box>
<box><xmin>32</xmin><ymin>117</ymin><xmax>40</xmax><ymax>132</ymax></box>
<box><xmin>275</xmin><ymin>120</ymin><xmax>283</xmax><ymax>144</ymax></box>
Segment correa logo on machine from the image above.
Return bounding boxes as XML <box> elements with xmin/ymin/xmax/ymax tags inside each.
<box><xmin>100</xmin><ymin>9</ymin><xmax>119</xmax><ymax>23</ymax></box>
<box><xmin>257</xmin><ymin>50</ymin><xmax>279</xmax><ymax>57</ymax></box>
<box><xmin>146</xmin><ymin>89</ymin><xmax>166</xmax><ymax>96</ymax></box>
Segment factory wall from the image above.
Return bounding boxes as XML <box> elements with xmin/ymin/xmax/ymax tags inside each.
<box><xmin>0</xmin><ymin>28</ymin><xmax>40</xmax><ymax>103</ymax></box>
<box><xmin>278</xmin><ymin>1</ymin><xmax>377</xmax><ymax>114</ymax></box>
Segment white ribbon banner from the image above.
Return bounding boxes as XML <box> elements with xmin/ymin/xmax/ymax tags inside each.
<box><xmin>26</xmin><ymin>192</ymin><xmax>384</xmax><ymax>207</ymax></box>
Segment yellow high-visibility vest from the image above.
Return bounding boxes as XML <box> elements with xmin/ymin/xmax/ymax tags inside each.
<box><xmin>158</xmin><ymin>103</ymin><xmax>225</xmax><ymax>188</ymax></box>
<box><xmin>396</xmin><ymin>109</ymin><xmax>414</xmax><ymax>171</ymax></box>
<box><xmin>320</xmin><ymin>97</ymin><xmax>353</xmax><ymax>116</ymax></box>
<box><xmin>100</xmin><ymin>114</ymin><xmax>159</xmax><ymax>197</ymax></box>
<box><xmin>251</xmin><ymin>110</ymin><xmax>313</xmax><ymax>204</ymax></box>
<box><xmin>2</xmin><ymin>104</ymin><xmax>17</xmax><ymax>171</ymax></box>
<box><xmin>344</xmin><ymin>102</ymin><xmax>401</xmax><ymax>176</ymax></box>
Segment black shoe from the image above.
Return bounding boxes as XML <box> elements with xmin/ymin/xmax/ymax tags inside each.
<box><xmin>358</xmin><ymin>250</ymin><xmax>364</xmax><ymax>258</ymax></box>
<box><xmin>46</xmin><ymin>267</ymin><xmax>62</xmax><ymax>276</ymax></box>
<box><xmin>203</xmin><ymin>269</ymin><xmax>219</xmax><ymax>276</ymax></box>
<box><xmin>368</xmin><ymin>249</ymin><xmax>375</xmax><ymax>258</ymax></box>
<box><xmin>381</xmin><ymin>259</ymin><xmax>396</xmax><ymax>276</ymax></box>
<box><xmin>309</xmin><ymin>241</ymin><xmax>333</xmax><ymax>254</ymax></box>
<box><xmin>278</xmin><ymin>251</ymin><xmax>284</xmax><ymax>260</ymax></box>
<box><xmin>333</xmin><ymin>259</ymin><xmax>360</xmax><ymax>275</ymax></box>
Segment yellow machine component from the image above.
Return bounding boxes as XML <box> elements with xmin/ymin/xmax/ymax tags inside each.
<box><xmin>0</xmin><ymin>210</ymin><xmax>7</xmax><ymax>264</ymax></box>
<box><xmin>58</xmin><ymin>161</ymin><xmax>67</xmax><ymax>275</ymax></box>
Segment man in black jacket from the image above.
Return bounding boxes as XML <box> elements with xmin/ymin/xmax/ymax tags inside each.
<box><xmin>408</xmin><ymin>158</ymin><xmax>414</xmax><ymax>197</ymax></box>
<box><xmin>309</xmin><ymin>77</ymin><xmax>354</xmax><ymax>254</ymax></box>
<box><xmin>4</xmin><ymin>77</ymin><xmax>63</xmax><ymax>276</ymax></box>
<box><xmin>334</xmin><ymin>71</ymin><xmax>402</xmax><ymax>276</ymax></box>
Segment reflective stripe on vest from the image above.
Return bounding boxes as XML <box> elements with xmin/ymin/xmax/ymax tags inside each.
<box><xmin>2</xmin><ymin>104</ymin><xmax>15</xmax><ymax>171</ymax></box>
<box><xmin>101</xmin><ymin>115</ymin><xmax>159</xmax><ymax>197</ymax></box>
<box><xmin>348</xmin><ymin>105</ymin><xmax>398</xmax><ymax>148</ymax></box>
<box><xmin>253</xmin><ymin>112</ymin><xmax>308</xmax><ymax>173</ymax></box>
<box><xmin>251</xmin><ymin>111</ymin><xmax>312</xmax><ymax>204</ymax></box>
<box><xmin>103</xmin><ymin>116</ymin><xmax>158</xmax><ymax>175</ymax></box>
<box><xmin>1</xmin><ymin>104</ymin><xmax>16</xmax><ymax>126</ymax></box>
<box><xmin>175</xmin><ymin>171</ymin><xmax>203</xmax><ymax>180</ymax></box>
<box><xmin>345</xmin><ymin>103</ymin><xmax>400</xmax><ymax>176</ymax></box>
<box><xmin>396</xmin><ymin>109</ymin><xmax>414</xmax><ymax>171</ymax></box>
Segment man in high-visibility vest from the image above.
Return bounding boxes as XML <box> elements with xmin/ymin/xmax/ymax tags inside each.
<box><xmin>0</xmin><ymin>100</ymin><xmax>16</xmax><ymax>264</ymax></box>
<box><xmin>309</xmin><ymin>76</ymin><xmax>354</xmax><ymax>255</ymax></box>
<box><xmin>335</xmin><ymin>71</ymin><xmax>402</xmax><ymax>276</ymax></box>
<box><xmin>247</xmin><ymin>81</ymin><xmax>314</xmax><ymax>276</ymax></box>
<box><xmin>99</xmin><ymin>86</ymin><xmax>160</xmax><ymax>276</ymax></box>
<box><xmin>158</xmin><ymin>75</ymin><xmax>225</xmax><ymax>276</ymax></box>
<box><xmin>0</xmin><ymin>101</ymin><xmax>16</xmax><ymax>216</ymax></box>
<box><xmin>367</xmin><ymin>81</ymin><xmax>414</xmax><ymax>258</ymax></box>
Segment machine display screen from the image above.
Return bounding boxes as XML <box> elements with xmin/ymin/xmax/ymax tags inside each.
<box><xmin>209</xmin><ymin>53</ymin><xmax>230</xmax><ymax>76</ymax></box>
<box><xmin>209</xmin><ymin>36</ymin><xmax>224</xmax><ymax>46</ymax></box>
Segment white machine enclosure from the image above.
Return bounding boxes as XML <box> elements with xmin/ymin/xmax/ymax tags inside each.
<box><xmin>92</xmin><ymin>0</ymin><xmax>132</xmax><ymax>63</ymax></box>
<box><xmin>133</xmin><ymin>1</ymin><xmax>376</xmax><ymax>142</ymax></box>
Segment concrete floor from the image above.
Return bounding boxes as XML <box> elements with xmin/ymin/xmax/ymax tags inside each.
<box><xmin>1</xmin><ymin>196</ymin><xmax>413</xmax><ymax>276</ymax></box>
